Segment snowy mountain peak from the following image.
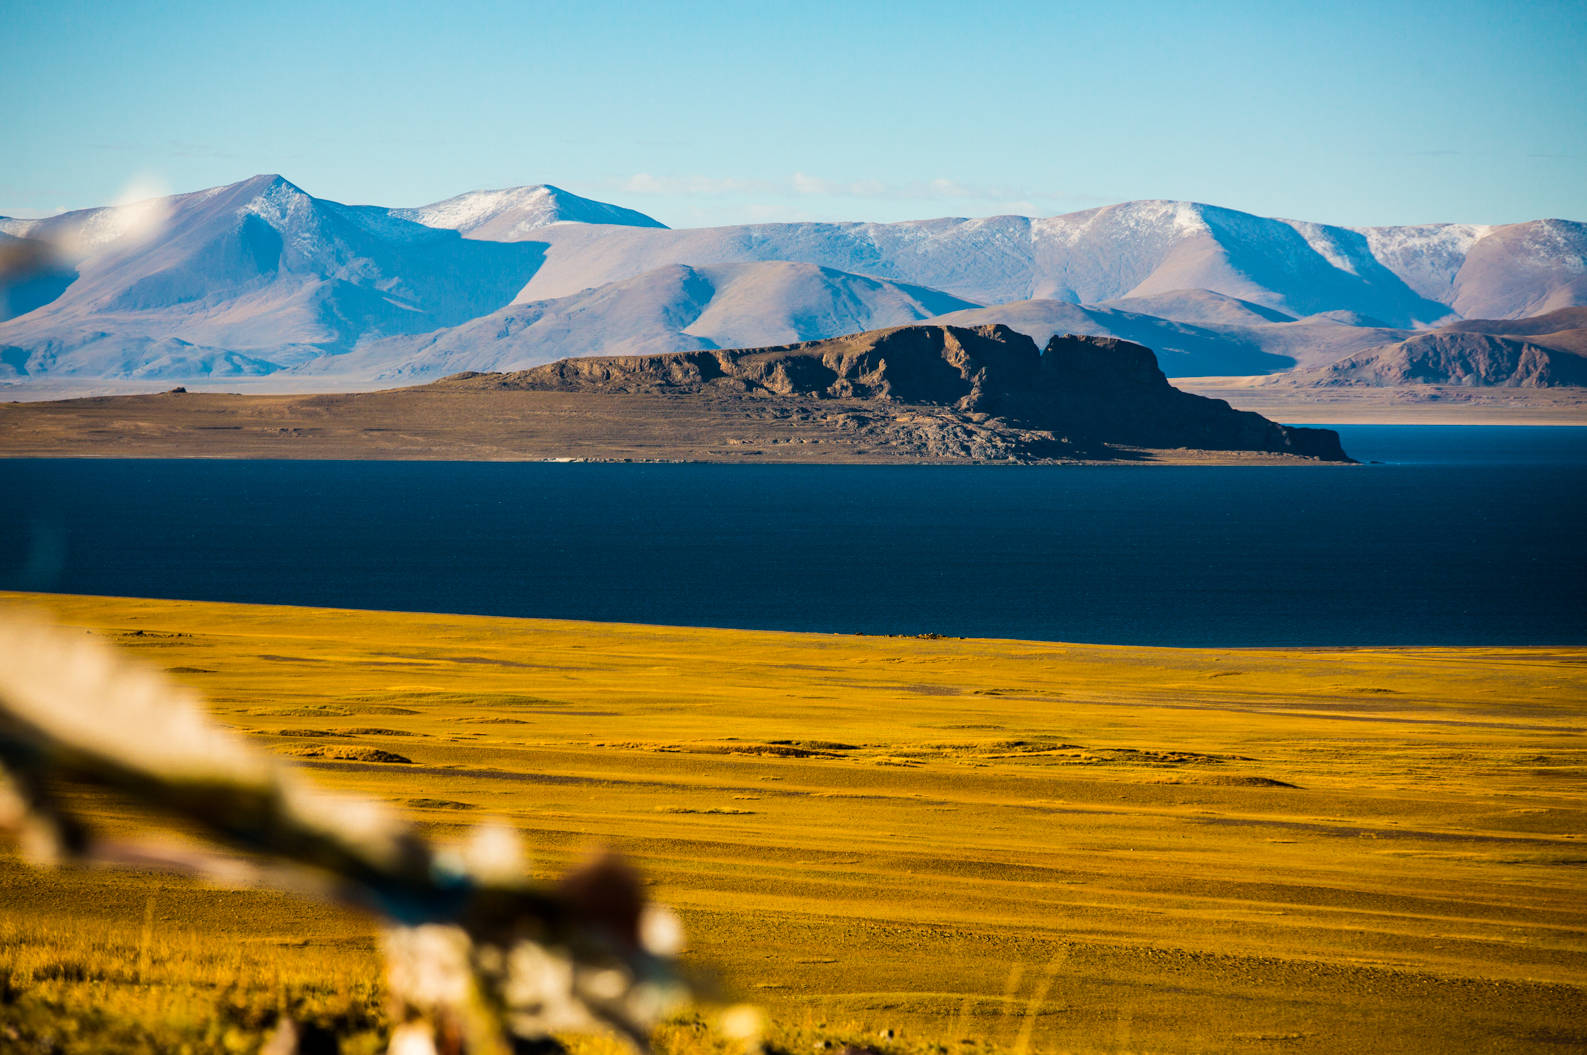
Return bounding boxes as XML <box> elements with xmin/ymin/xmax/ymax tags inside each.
<box><xmin>2</xmin><ymin>174</ymin><xmax>1581</xmax><ymax>391</ymax></box>
<box><xmin>392</xmin><ymin>184</ymin><xmax>666</xmax><ymax>241</ymax></box>
<box><xmin>237</xmin><ymin>173</ymin><xmax>302</xmax><ymax>194</ymax></box>
<box><xmin>232</xmin><ymin>174</ymin><xmax>317</xmax><ymax>227</ymax></box>
<box><xmin>1112</xmin><ymin>199</ymin><xmax>1214</xmax><ymax>235</ymax></box>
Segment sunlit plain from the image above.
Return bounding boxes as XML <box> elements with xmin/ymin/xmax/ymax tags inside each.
<box><xmin>1</xmin><ymin>591</ymin><xmax>1583</xmax><ymax>1053</ymax></box>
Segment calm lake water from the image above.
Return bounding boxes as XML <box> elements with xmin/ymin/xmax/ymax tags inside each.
<box><xmin>2</xmin><ymin>426</ymin><xmax>1583</xmax><ymax>646</ymax></box>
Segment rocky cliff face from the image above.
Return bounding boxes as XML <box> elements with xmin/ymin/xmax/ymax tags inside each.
<box><xmin>1029</xmin><ymin>335</ymin><xmax>1347</xmax><ymax>458</ymax></box>
<box><xmin>444</xmin><ymin>324</ymin><xmax>1349</xmax><ymax>461</ymax></box>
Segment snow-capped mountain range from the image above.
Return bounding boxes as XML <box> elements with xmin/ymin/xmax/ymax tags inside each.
<box><xmin>389</xmin><ymin>184</ymin><xmax>667</xmax><ymax>241</ymax></box>
<box><xmin>1</xmin><ymin>174</ymin><xmax>1582</xmax><ymax>390</ymax></box>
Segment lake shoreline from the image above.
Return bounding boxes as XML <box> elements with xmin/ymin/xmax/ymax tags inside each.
<box><xmin>4</xmin><ymin>432</ymin><xmax>1582</xmax><ymax>647</ymax></box>
<box><xmin>0</xmin><ymin>385</ymin><xmax>1349</xmax><ymax>465</ymax></box>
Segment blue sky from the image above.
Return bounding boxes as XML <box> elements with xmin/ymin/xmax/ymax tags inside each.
<box><xmin>5</xmin><ymin>0</ymin><xmax>1584</xmax><ymax>227</ymax></box>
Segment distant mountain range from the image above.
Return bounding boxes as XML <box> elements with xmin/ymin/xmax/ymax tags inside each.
<box><xmin>1</xmin><ymin>174</ymin><xmax>1583</xmax><ymax>391</ymax></box>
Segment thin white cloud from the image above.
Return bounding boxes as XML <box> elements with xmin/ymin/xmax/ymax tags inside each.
<box><xmin>621</xmin><ymin>173</ymin><xmax>776</xmax><ymax>195</ymax></box>
<box><xmin>789</xmin><ymin>172</ymin><xmax>827</xmax><ymax>196</ymax></box>
<box><xmin>621</xmin><ymin>171</ymin><xmax>1076</xmax><ymax>204</ymax></box>
<box><xmin>791</xmin><ymin>173</ymin><xmax>1089</xmax><ymax>207</ymax></box>
<box><xmin>790</xmin><ymin>173</ymin><xmax>898</xmax><ymax>198</ymax></box>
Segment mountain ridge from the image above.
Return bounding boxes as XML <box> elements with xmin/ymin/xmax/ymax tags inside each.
<box><xmin>389</xmin><ymin>184</ymin><xmax>667</xmax><ymax>238</ymax></box>
<box><xmin>1</xmin><ymin>175</ymin><xmax>1582</xmax><ymax>391</ymax></box>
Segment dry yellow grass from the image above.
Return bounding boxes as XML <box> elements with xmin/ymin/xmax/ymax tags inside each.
<box><xmin>1</xmin><ymin>591</ymin><xmax>1584</xmax><ymax>1053</ymax></box>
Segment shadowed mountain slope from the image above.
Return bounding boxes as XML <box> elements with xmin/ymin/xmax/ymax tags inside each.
<box><xmin>1439</xmin><ymin>305</ymin><xmax>1587</xmax><ymax>343</ymax></box>
<box><xmin>0</xmin><ymin>232</ymin><xmax>76</xmax><ymax>323</ymax></box>
<box><xmin>1098</xmin><ymin>288</ymin><xmax>1298</xmax><ymax>325</ymax></box>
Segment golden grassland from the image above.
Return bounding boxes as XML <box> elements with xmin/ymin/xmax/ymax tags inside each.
<box><xmin>1</xmin><ymin>591</ymin><xmax>1584</xmax><ymax>1054</ymax></box>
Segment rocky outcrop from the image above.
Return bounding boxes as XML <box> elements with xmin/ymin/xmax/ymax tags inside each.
<box><xmin>1029</xmin><ymin>336</ymin><xmax>1347</xmax><ymax>458</ymax></box>
<box><xmin>1330</xmin><ymin>335</ymin><xmax>1585</xmax><ymax>388</ymax></box>
<box><xmin>1307</xmin><ymin>333</ymin><xmax>1587</xmax><ymax>387</ymax></box>
<box><xmin>1275</xmin><ymin>307</ymin><xmax>1587</xmax><ymax>388</ymax></box>
<box><xmin>442</xmin><ymin>324</ymin><xmax>1349</xmax><ymax>461</ymax></box>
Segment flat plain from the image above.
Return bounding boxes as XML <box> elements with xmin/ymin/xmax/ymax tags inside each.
<box><xmin>1173</xmin><ymin>381</ymin><xmax>1587</xmax><ymax>425</ymax></box>
<box><xmin>1</xmin><ymin>591</ymin><xmax>1584</xmax><ymax>1054</ymax></box>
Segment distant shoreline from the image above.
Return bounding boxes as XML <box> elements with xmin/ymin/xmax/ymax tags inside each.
<box><xmin>0</xmin><ymin>385</ymin><xmax>1349</xmax><ymax>465</ymax></box>
<box><xmin>9</xmin><ymin>376</ymin><xmax>1583</xmax><ymax>426</ymax></box>
<box><xmin>1178</xmin><ymin>378</ymin><xmax>1587</xmax><ymax>426</ymax></box>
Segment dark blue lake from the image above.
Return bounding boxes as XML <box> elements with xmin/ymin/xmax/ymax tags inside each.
<box><xmin>2</xmin><ymin>426</ymin><xmax>1583</xmax><ymax>646</ymax></box>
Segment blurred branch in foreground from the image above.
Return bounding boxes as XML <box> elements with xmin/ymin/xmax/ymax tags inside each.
<box><xmin>0</xmin><ymin>611</ymin><xmax>693</xmax><ymax>1055</ymax></box>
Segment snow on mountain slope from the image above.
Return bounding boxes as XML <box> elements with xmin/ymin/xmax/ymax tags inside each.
<box><xmin>391</xmin><ymin>185</ymin><xmax>666</xmax><ymax>239</ymax></box>
<box><xmin>0</xmin><ymin>175</ymin><xmax>545</xmax><ymax>378</ymax></box>
<box><xmin>341</xmin><ymin>261</ymin><xmax>980</xmax><ymax>380</ymax></box>
<box><xmin>514</xmin><ymin>200</ymin><xmax>1518</xmax><ymax>327</ymax></box>
<box><xmin>0</xmin><ymin>192</ymin><xmax>182</xmax><ymax>262</ymax></box>
<box><xmin>1</xmin><ymin>174</ymin><xmax>1582</xmax><ymax>390</ymax></box>
<box><xmin>1451</xmin><ymin>219</ymin><xmax>1587</xmax><ymax>320</ymax></box>
<box><xmin>1353</xmin><ymin>222</ymin><xmax>1494</xmax><ymax>305</ymax></box>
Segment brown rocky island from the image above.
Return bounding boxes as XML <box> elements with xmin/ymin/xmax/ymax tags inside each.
<box><xmin>0</xmin><ymin>324</ymin><xmax>1350</xmax><ymax>463</ymax></box>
